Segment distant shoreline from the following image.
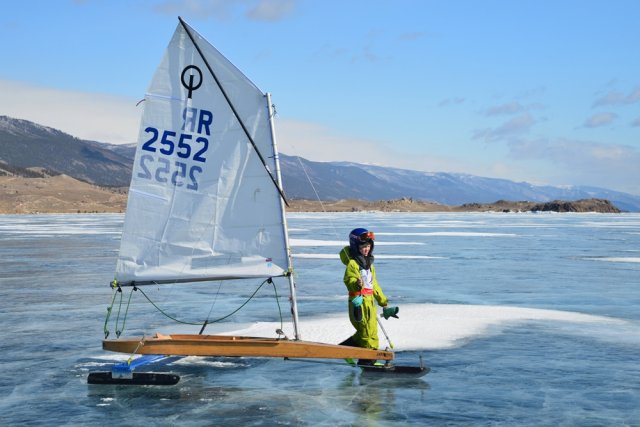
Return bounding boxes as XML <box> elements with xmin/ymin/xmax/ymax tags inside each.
<box><xmin>286</xmin><ymin>197</ymin><xmax>622</xmax><ymax>213</ymax></box>
<box><xmin>0</xmin><ymin>174</ymin><xmax>632</xmax><ymax>215</ymax></box>
<box><xmin>0</xmin><ymin>175</ymin><xmax>623</xmax><ymax>214</ymax></box>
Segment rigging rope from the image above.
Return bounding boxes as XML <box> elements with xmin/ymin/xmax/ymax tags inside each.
<box><xmin>103</xmin><ymin>278</ymin><xmax>285</xmax><ymax>337</ymax></box>
<box><xmin>294</xmin><ymin>156</ymin><xmax>329</xmax><ymax>213</ymax></box>
<box><xmin>199</xmin><ymin>280</ymin><xmax>225</xmax><ymax>334</ymax></box>
<box><xmin>292</xmin><ymin>155</ymin><xmax>343</xmax><ymax>240</ymax></box>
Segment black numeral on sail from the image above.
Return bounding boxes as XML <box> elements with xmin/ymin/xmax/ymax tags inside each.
<box><xmin>177</xmin><ymin>134</ymin><xmax>191</xmax><ymax>159</ymax></box>
<box><xmin>139</xmin><ymin>126</ymin><xmax>208</xmax><ymax>191</ymax></box>
<box><xmin>159</xmin><ymin>131</ymin><xmax>176</xmax><ymax>155</ymax></box>
<box><xmin>193</xmin><ymin>137</ymin><xmax>208</xmax><ymax>163</ymax></box>
<box><xmin>142</xmin><ymin>127</ymin><xmax>158</xmax><ymax>152</ymax></box>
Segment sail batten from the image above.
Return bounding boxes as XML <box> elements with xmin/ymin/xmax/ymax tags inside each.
<box><xmin>115</xmin><ymin>20</ymin><xmax>289</xmax><ymax>286</ymax></box>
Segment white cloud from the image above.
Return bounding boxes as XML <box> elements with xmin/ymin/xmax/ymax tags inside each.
<box><xmin>437</xmin><ymin>97</ymin><xmax>465</xmax><ymax>107</ymax></box>
<box><xmin>154</xmin><ymin>0</ymin><xmax>239</xmax><ymax>20</ymax></box>
<box><xmin>246</xmin><ymin>0</ymin><xmax>295</xmax><ymax>21</ymax></box>
<box><xmin>583</xmin><ymin>112</ymin><xmax>617</xmax><ymax>128</ymax></box>
<box><xmin>472</xmin><ymin>113</ymin><xmax>536</xmax><ymax>142</ymax></box>
<box><xmin>0</xmin><ymin>79</ymin><xmax>140</xmax><ymax>143</ymax></box>
<box><xmin>484</xmin><ymin>101</ymin><xmax>525</xmax><ymax>116</ymax></box>
<box><xmin>276</xmin><ymin>119</ymin><xmax>389</xmax><ymax>162</ymax></box>
<box><xmin>507</xmin><ymin>137</ymin><xmax>640</xmax><ymax>193</ymax></box>
<box><xmin>593</xmin><ymin>87</ymin><xmax>640</xmax><ymax>107</ymax></box>
<box><xmin>275</xmin><ymin>118</ymin><xmax>472</xmax><ymax>174</ymax></box>
<box><xmin>398</xmin><ymin>31</ymin><xmax>426</xmax><ymax>41</ymax></box>
<box><xmin>154</xmin><ymin>0</ymin><xmax>296</xmax><ymax>21</ymax></box>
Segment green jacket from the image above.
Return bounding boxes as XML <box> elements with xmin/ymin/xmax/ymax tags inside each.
<box><xmin>340</xmin><ymin>246</ymin><xmax>388</xmax><ymax>305</ymax></box>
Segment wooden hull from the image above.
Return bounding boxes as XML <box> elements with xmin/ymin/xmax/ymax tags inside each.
<box><xmin>103</xmin><ymin>334</ymin><xmax>394</xmax><ymax>361</ymax></box>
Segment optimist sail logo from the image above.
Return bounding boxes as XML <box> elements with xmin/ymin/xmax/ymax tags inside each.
<box><xmin>181</xmin><ymin>65</ymin><xmax>203</xmax><ymax>99</ymax></box>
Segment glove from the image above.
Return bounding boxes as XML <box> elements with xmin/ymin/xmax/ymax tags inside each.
<box><xmin>351</xmin><ymin>296</ymin><xmax>364</xmax><ymax>322</ymax></box>
<box><xmin>382</xmin><ymin>306</ymin><xmax>399</xmax><ymax>319</ymax></box>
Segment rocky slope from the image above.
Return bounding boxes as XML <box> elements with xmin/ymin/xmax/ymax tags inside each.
<box><xmin>0</xmin><ymin>175</ymin><xmax>126</xmax><ymax>214</ymax></box>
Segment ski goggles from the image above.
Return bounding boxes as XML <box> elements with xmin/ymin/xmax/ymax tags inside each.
<box><xmin>356</xmin><ymin>231</ymin><xmax>375</xmax><ymax>242</ymax></box>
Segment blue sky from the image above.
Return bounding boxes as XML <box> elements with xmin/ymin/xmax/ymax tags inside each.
<box><xmin>1</xmin><ymin>0</ymin><xmax>639</xmax><ymax>195</ymax></box>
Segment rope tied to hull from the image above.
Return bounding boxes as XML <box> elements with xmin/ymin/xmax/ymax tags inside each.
<box><xmin>103</xmin><ymin>283</ymin><xmax>135</xmax><ymax>339</ymax></box>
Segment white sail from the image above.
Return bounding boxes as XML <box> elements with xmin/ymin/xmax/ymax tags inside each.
<box><xmin>115</xmin><ymin>20</ymin><xmax>289</xmax><ymax>285</ymax></box>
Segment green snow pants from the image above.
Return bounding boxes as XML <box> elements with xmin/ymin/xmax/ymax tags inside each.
<box><xmin>347</xmin><ymin>295</ymin><xmax>379</xmax><ymax>349</ymax></box>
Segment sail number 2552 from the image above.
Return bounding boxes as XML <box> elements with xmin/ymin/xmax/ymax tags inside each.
<box><xmin>137</xmin><ymin>127</ymin><xmax>208</xmax><ymax>191</ymax></box>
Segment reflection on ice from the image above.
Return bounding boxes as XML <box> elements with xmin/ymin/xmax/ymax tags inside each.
<box><xmin>173</xmin><ymin>356</ymin><xmax>248</xmax><ymax>368</ymax></box>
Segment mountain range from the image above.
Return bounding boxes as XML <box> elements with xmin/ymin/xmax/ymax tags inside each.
<box><xmin>2</xmin><ymin>115</ymin><xmax>639</xmax><ymax>212</ymax></box>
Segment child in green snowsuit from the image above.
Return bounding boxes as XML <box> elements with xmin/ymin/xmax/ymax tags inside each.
<box><xmin>339</xmin><ymin>228</ymin><xmax>388</xmax><ymax>350</ymax></box>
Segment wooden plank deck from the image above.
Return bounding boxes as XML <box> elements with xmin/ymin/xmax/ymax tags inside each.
<box><xmin>103</xmin><ymin>334</ymin><xmax>394</xmax><ymax>360</ymax></box>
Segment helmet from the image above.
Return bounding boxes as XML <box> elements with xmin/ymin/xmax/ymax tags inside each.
<box><xmin>349</xmin><ymin>228</ymin><xmax>375</xmax><ymax>254</ymax></box>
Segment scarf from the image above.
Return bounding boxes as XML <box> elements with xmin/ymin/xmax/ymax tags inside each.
<box><xmin>350</xmin><ymin>247</ymin><xmax>374</xmax><ymax>270</ymax></box>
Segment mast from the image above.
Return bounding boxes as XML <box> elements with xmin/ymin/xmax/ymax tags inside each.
<box><xmin>266</xmin><ymin>92</ymin><xmax>301</xmax><ymax>340</ymax></box>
